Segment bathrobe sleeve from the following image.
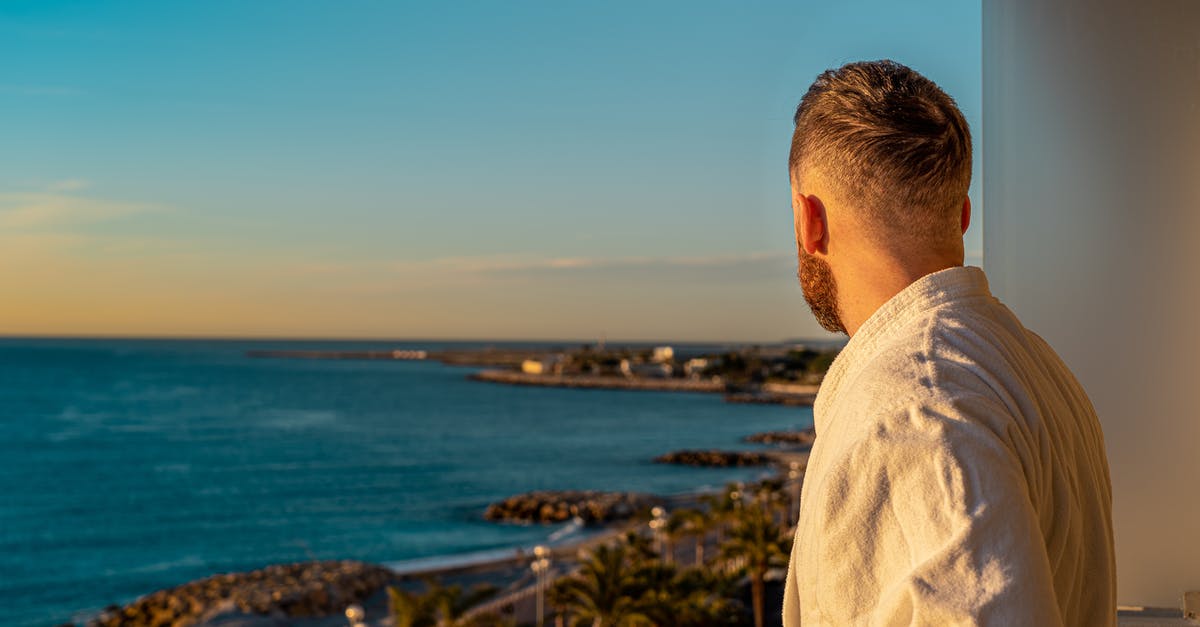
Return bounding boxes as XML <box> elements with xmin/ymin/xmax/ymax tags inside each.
<box><xmin>806</xmin><ymin>396</ymin><xmax>1065</xmax><ymax>626</ymax></box>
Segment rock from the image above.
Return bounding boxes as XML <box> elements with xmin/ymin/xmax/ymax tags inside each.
<box><xmin>86</xmin><ymin>561</ymin><xmax>392</xmax><ymax>627</ymax></box>
<box><xmin>484</xmin><ymin>490</ymin><xmax>659</xmax><ymax>525</ymax></box>
<box><xmin>652</xmin><ymin>449</ymin><xmax>775</xmax><ymax>467</ymax></box>
<box><xmin>742</xmin><ymin>429</ymin><xmax>817</xmax><ymax>447</ymax></box>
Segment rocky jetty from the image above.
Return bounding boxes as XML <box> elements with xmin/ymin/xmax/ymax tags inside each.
<box><xmin>743</xmin><ymin>428</ymin><xmax>817</xmax><ymax>447</ymax></box>
<box><xmin>653</xmin><ymin>449</ymin><xmax>775</xmax><ymax>467</ymax></box>
<box><xmin>723</xmin><ymin>391</ymin><xmax>816</xmax><ymax>406</ymax></box>
<box><xmin>86</xmin><ymin>560</ymin><xmax>392</xmax><ymax>627</ymax></box>
<box><xmin>484</xmin><ymin>490</ymin><xmax>658</xmax><ymax>524</ymax></box>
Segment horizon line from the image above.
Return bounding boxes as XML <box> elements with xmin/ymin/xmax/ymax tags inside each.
<box><xmin>0</xmin><ymin>332</ymin><xmax>845</xmax><ymax>346</ymax></box>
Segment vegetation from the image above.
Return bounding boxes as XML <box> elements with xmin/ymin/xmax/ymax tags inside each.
<box><xmin>544</xmin><ymin>479</ymin><xmax>793</xmax><ymax>627</ymax></box>
<box><xmin>547</xmin><ymin>537</ymin><xmax>745</xmax><ymax>626</ymax></box>
<box><xmin>387</xmin><ymin>579</ymin><xmax>510</xmax><ymax>627</ymax></box>
<box><xmin>392</xmin><ymin>478</ymin><xmax>796</xmax><ymax>627</ymax></box>
<box><xmin>558</xmin><ymin>343</ymin><xmax>840</xmax><ymax>385</ymax></box>
<box><xmin>719</xmin><ymin>496</ymin><xmax>792</xmax><ymax>627</ymax></box>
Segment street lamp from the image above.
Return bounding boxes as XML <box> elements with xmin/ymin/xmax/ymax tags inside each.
<box><xmin>531</xmin><ymin>544</ymin><xmax>552</xmax><ymax>627</ymax></box>
<box><xmin>649</xmin><ymin>506</ymin><xmax>668</xmax><ymax>561</ymax></box>
<box><xmin>345</xmin><ymin>604</ymin><xmax>366</xmax><ymax>627</ymax></box>
<box><xmin>788</xmin><ymin>461</ymin><xmax>802</xmax><ymax>525</ymax></box>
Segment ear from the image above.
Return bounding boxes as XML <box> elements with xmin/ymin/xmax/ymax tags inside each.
<box><xmin>793</xmin><ymin>192</ymin><xmax>829</xmax><ymax>256</ymax></box>
<box><xmin>960</xmin><ymin>197</ymin><xmax>972</xmax><ymax>234</ymax></box>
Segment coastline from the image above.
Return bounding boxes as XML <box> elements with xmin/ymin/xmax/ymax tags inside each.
<box><xmin>468</xmin><ymin>369</ymin><xmax>727</xmax><ymax>393</ymax></box>
<box><xmin>26</xmin><ymin>339</ymin><xmax>819</xmax><ymax>626</ymax></box>
<box><xmin>82</xmin><ymin>451</ymin><xmax>811</xmax><ymax>626</ymax></box>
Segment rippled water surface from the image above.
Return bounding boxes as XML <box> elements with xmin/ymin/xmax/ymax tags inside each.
<box><xmin>0</xmin><ymin>338</ymin><xmax>812</xmax><ymax>626</ymax></box>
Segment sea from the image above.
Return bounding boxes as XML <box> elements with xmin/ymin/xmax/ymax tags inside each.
<box><xmin>0</xmin><ymin>338</ymin><xmax>814</xmax><ymax>627</ymax></box>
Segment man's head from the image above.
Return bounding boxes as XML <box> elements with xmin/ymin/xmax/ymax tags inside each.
<box><xmin>789</xmin><ymin>60</ymin><xmax>973</xmax><ymax>335</ymax></box>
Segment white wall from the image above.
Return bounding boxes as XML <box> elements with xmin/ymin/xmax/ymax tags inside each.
<box><xmin>983</xmin><ymin>0</ymin><xmax>1200</xmax><ymax>608</ymax></box>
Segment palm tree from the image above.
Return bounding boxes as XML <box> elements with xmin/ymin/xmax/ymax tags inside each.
<box><xmin>668</xmin><ymin>507</ymin><xmax>711</xmax><ymax>566</ymax></box>
<box><xmin>619</xmin><ymin>529</ymin><xmax>659</xmax><ymax>563</ymax></box>
<box><xmin>750</xmin><ymin>478</ymin><xmax>791</xmax><ymax>526</ymax></box>
<box><xmin>635</xmin><ymin>565</ymin><xmax>746</xmax><ymax>627</ymax></box>
<box><xmin>388</xmin><ymin>579</ymin><xmax>506</xmax><ymax>627</ymax></box>
<box><xmin>700</xmin><ymin>483</ymin><xmax>743</xmax><ymax>546</ymax></box>
<box><xmin>719</xmin><ymin>500</ymin><xmax>792</xmax><ymax>627</ymax></box>
<box><xmin>388</xmin><ymin>586</ymin><xmax>427</xmax><ymax>627</ymax></box>
<box><xmin>548</xmin><ymin>541</ymin><xmax>652</xmax><ymax>627</ymax></box>
<box><xmin>662</xmin><ymin>510</ymin><xmax>692</xmax><ymax>565</ymax></box>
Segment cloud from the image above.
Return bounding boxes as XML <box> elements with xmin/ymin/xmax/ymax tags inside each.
<box><xmin>380</xmin><ymin>251</ymin><xmax>791</xmax><ymax>275</ymax></box>
<box><xmin>296</xmin><ymin>251</ymin><xmax>797</xmax><ymax>297</ymax></box>
<box><xmin>0</xmin><ymin>191</ymin><xmax>159</xmax><ymax>230</ymax></box>
<box><xmin>47</xmin><ymin>179</ymin><xmax>90</xmax><ymax>192</ymax></box>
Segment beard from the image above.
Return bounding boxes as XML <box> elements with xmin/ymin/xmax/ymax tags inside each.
<box><xmin>798</xmin><ymin>250</ymin><xmax>847</xmax><ymax>335</ymax></box>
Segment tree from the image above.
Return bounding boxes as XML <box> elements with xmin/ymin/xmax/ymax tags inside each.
<box><xmin>635</xmin><ymin>564</ymin><xmax>747</xmax><ymax>627</ymax></box>
<box><xmin>388</xmin><ymin>586</ymin><xmax>426</xmax><ymax>627</ymax></box>
<box><xmin>668</xmin><ymin>507</ymin><xmax>712</xmax><ymax>566</ymax></box>
<box><xmin>719</xmin><ymin>500</ymin><xmax>792</xmax><ymax>627</ymax></box>
<box><xmin>806</xmin><ymin>351</ymin><xmax>838</xmax><ymax>378</ymax></box>
<box><xmin>700</xmin><ymin>482</ymin><xmax>744</xmax><ymax>546</ymax></box>
<box><xmin>548</xmin><ymin>542</ymin><xmax>652</xmax><ymax>627</ymax></box>
<box><xmin>388</xmin><ymin>579</ymin><xmax>506</xmax><ymax>627</ymax></box>
<box><xmin>620</xmin><ymin>528</ymin><xmax>659</xmax><ymax>564</ymax></box>
<box><xmin>750</xmin><ymin>478</ymin><xmax>791</xmax><ymax>527</ymax></box>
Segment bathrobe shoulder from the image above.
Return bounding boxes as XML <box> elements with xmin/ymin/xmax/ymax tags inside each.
<box><xmin>783</xmin><ymin>266</ymin><xmax>1114</xmax><ymax>627</ymax></box>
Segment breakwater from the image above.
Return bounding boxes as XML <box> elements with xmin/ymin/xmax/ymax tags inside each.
<box><xmin>654</xmin><ymin>449</ymin><xmax>777</xmax><ymax>467</ymax></box>
<box><xmin>86</xmin><ymin>561</ymin><xmax>391</xmax><ymax>627</ymax></box>
<box><xmin>484</xmin><ymin>490</ymin><xmax>661</xmax><ymax>524</ymax></box>
<box><xmin>744</xmin><ymin>428</ymin><xmax>817</xmax><ymax>447</ymax></box>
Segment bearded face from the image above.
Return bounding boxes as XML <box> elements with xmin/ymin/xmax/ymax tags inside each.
<box><xmin>798</xmin><ymin>248</ymin><xmax>847</xmax><ymax>335</ymax></box>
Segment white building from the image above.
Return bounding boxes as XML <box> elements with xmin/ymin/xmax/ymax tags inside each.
<box><xmin>520</xmin><ymin>356</ymin><xmax>561</xmax><ymax>375</ymax></box>
<box><xmin>683</xmin><ymin>357</ymin><xmax>710</xmax><ymax>378</ymax></box>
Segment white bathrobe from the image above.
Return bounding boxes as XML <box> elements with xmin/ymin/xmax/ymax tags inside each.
<box><xmin>782</xmin><ymin>266</ymin><xmax>1115</xmax><ymax>626</ymax></box>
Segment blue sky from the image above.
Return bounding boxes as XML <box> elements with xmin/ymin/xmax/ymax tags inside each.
<box><xmin>0</xmin><ymin>1</ymin><xmax>981</xmax><ymax>341</ymax></box>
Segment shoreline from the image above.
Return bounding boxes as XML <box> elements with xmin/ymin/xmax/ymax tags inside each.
<box><xmin>80</xmin><ymin>455</ymin><xmax>810</xmax><ymax>625</ymax></box>
<box><xmin>468</xmin><ymin>369</ymin><xmax>727</xmax><ymax>393</ymax></box>
<box><xmin>470</xmin><ymin>369</ymin><xmax>821</xmax><ymax>406</ymax></box>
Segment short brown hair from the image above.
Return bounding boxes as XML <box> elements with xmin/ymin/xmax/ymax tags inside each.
<box><xmin>789</xmin><ymin>60</ymin><xmax>971</xmax><ymax>243</ymax></box>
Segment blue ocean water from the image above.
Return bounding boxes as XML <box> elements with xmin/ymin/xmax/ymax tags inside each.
<box><xmin>0</xmin><ymin>338</ymin><xmax>812</xmax><ymax>627</ymax></box>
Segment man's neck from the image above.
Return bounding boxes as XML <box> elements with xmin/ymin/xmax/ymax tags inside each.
<box><xmin>838</xmin><ymin>254</ymin><xmax>964</xmax><ymax>337</ymax></box>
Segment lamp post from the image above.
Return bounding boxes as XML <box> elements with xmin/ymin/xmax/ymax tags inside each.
<box><xmin>345</xmin><ymin>604</ymin><xmax>366</xmax><ymax>627</ymax></box>
<box><xmin>788</xmin><ymin>461</ymin><xmax>802</xmax><ymax>525</ymax></box>
<box><xmin>532</xmin><ymin>544</ymin><xmax>552</xmax><ymax>627</ymax></box>
<box><xmin>649</xmin><ymin>506</ymin><xmax>668</xmax><ymax>560</ymax></box>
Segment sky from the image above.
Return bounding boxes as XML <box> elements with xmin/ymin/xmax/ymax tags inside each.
<box><xmin>0</xmin><ymin>1</ymin><xmax>981</xmax><ymax>342</ymax></box>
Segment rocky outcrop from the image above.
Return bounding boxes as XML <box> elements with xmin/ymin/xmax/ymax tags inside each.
<box><xmin>742</xmin><ymin>429</ymin><xmax>817</xmax><ymax>447</ymax></box>
<box><xmin>484</xmin><ymin>490</ymin><xmax>658</xmax><ymax>524</ymax></box>
<box><xmin>653</xmin><ymin>450</ymin><xmax>775</xmax><ymax>467</ymax></box>
<box><xmin>86</xmin><ymin>561</ymin><xmax>392</xmax><ymax>627</ymax></box>
<box><xmin>723</xmin><ymin>392</ymin><xmax>816</xmax><ymax>406</ymax></box>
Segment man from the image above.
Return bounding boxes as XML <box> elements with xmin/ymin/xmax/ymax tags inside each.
<box><xmin>781</xmin><ymin>60</ymin><xmax>1116</xmax><ymax>626</ymax></box>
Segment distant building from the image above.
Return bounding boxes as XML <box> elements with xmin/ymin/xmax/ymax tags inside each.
<box><xmin>521</xmin><ymin>356</ymin><xmax>562</xmax><ymax>375</ymax></box>
<box><xmin>621</xmin><ymin>359</ymin><xmax>673</xmax><ymax>379</ymax></box>
<box><xmin>651</xmin><ymin>346</ymin><xmax>675</xmax><ymax>363</ymax></box>
<box><xmin>683</xmin><ymin>357</ymin><xmax>710</xmax><ymax>378</ymax></box>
